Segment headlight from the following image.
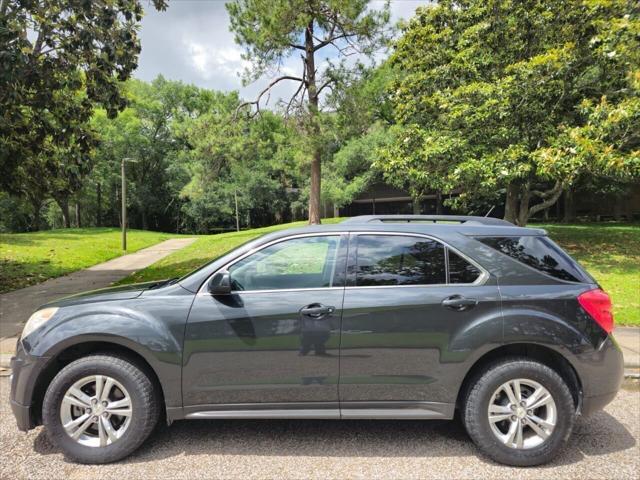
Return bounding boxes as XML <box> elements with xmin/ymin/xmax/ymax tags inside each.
<box><xmin>22</xmin><ymin>307</ymin><xmax>59</xmax><ymax>339</ymax></box>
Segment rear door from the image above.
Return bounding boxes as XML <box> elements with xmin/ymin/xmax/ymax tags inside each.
<box><xmin>339</xmin><ymin>232</ymin><xmax>502</xmax><ymax>418</ymax></box>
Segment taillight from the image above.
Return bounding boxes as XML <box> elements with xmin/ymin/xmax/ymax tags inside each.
<box><xmin>578</xmin><ymin>288</ymin><xmax>614</xmax><ymax>333</ymax></box>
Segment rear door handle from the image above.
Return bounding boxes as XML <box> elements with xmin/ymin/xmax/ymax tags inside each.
<box><xmin>442</xmin><ymin>295</ymin><xmax>478</xmax><ymax>311</ymax></box>
<box><xmin>300</xmin><ymin>303</ymin><xmax>335</xmax><ymax>318</ymax></box>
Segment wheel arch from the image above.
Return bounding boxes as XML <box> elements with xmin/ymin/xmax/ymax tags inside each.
<box><xmin>455</xmin><ymin>343</ymin><xmax>583</xmax><ymax>413</ymax></box>
<box><xmin>30</xmin><ymin>339</ymin><xmax>168</xmax><ymax>427</ymax></box>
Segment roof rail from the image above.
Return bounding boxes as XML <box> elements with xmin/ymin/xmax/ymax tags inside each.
<box><xmin>340</xmin><ymin>215</ymin><xmax>514</xmax><ymax>226</ymax></box>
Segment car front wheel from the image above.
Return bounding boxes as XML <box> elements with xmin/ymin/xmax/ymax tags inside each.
<box><xmin>462</xmin><ymin>357</ymin><xmax>576</xmax><ymax>466</ymax></box>
<box><xmin>42</xmin><ymin>354</ymin><xmax>159</xmax><ymax>464</ymax></box>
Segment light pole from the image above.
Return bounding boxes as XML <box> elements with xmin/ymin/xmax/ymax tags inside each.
<box><xmin>121</xmin><ymin>157</ymin><xmax>136</xmax><ymax>251</ymax></box>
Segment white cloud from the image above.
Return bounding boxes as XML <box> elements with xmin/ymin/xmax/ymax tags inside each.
<box><xmin>135</xmin><ymin>0</ymin><xmax>425</xmax><ymax>103</ymax></box>
<box><xmin>184</xmin><ymin>38</ymin><xmax>250</xmax><ymax>80</ymax></box>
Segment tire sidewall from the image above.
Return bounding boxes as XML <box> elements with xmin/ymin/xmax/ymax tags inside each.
<box><xmin>43</xmin><ymin>356</ymin><xmax>156</xmax><ymax>464</ymax></box>
<box><xmin>464</xmin><ymin>360</ymin><xmax>575</xmax><ymax>466</ymax></box>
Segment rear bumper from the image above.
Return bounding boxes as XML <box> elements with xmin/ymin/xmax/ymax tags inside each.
<box><xmin>575</xmin><ymin>335</ymin><xmax>624</xmax><ymax>415</ymax></box>
<box><xmin>581</xmin><ymin>390</ymin><xmax>619</xmax><ymax>416</ymax></box>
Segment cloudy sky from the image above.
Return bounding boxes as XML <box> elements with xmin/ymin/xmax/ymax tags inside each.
<box><xmin>135</xmin><ymin>0</ymin><xmax>426</xmax><ymax>104</ymax></box>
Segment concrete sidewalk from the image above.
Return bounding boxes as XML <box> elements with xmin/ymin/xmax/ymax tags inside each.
<box><xmin>616</xmin><ymin>327</ymin><xmax>640</xmax><ymax>369</ymax></box>
<box><xmin>0</xmin><ymin>238</ymin><xmax>195</xmax><ymax>348</ymax></box>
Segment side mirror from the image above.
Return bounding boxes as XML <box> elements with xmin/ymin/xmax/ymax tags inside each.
<box><xmin>209</xmin><ymin>271</ymin><xmax>232</xmax><ymax>295</ymax></box>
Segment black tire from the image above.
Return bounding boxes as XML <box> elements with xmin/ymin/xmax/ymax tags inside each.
<box><xmin>42</xmin><ymin>354</ymin><xmax>159</xmax><ymax>464</ymax></box>
<box><xmin>462</xmin><ymin>357</ymin><xmax>575</xmax><ymax>467</ymax></box>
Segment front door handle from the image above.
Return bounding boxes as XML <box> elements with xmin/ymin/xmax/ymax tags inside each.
<box><xmin>442</xmin><ymin>295</ymin><xmax>478</xmax><ymax>311</ymax></box>
<box><xmin>300</xmin><ymin>303</ymin><xmax>335</xmax><ymax>318</ymax></box>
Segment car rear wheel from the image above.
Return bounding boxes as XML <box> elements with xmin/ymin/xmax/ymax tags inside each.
<box><xmin>462</xmin><ymin>357</ymin><xmax>575</xmax><ymax>466</ymax></box>
<box><xmin>42</xmin><ymin>354</ymin><xmax>159</xmax><ymax>464</ymax></box>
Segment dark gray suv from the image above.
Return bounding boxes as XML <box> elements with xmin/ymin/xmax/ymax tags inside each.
<box><xmin>9</xmin><ymin>215</ymin><xmax>623</xmax><ymax>466</ymax></box>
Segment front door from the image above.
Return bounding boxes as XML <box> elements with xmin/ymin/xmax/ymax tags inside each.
<box><xmin>182</xmin><ymin>234</ymin><xmax>347</xmax><ymax>412</ymax></box>
<box><xmin>339</xmin><ymin>233</ymin><xmax>501</xmax><ymax>418</ymax></box>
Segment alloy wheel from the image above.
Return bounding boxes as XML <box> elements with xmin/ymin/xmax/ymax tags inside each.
<box><xmin>59</xmin><ymin>375</ymin><xmax>133</xmax><ymax>447</ymax></box>
<box><xmin>487</xmin><ymin>378</ymin><xmax>557</xmax><ymax>449</ymax></box>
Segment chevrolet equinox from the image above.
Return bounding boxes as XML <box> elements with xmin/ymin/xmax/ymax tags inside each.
<box><xmin>10</xmin><ymin>215</ymin><xmax>624</xmax><ymax>466</ymax></box>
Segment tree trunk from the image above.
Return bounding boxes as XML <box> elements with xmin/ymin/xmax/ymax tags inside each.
<box><xmin>413</xmin><ymin>196</ymin><xmax>421</xmax><ymax>214</ymax></box>
<box><xmin>504</xmin><ymin>182</ymin><xmax>519</xmax><ymax>224</ymax></box>
<box><xmin>309</xmin><ymin>152</ymin><xmax>321</xmax><ymax>224</ymax></box>
<box><xmin>141</xmin><ymin>209</ymin><xmax>148</xmax><ymax>230</ymax></box>
<box><xmin>56</xmin><ymin>197</ymin><xmax>71</xmax><ymax>228</ymax></box>
<box><xmin>435</xmin><ymin>191</ymin><xmax>443</xmax><ymax>215</ymax></box>
<box><xmin>521</xmin><ymin>181</ymin><xmax>564</xmax><ymax>226</ymax></box>
<box><xmin>305</xmin><ymin>20</ymin><xmax>321</xmax><ymax>225</ymax></box>
<box><xmin>75</xmin><ymin>202</ymin><xmax>81</xmax><ymax>228</ymax></box>
<box><xmin>562</xmin><ymin>187</ymin><xmax>575</xmax><ymax>223</ymax></box>
<box><xmin>29</xmin><ymin>198</ymin><xmax>42</xmax><ymax>231</ymax></box>
<box><xmin>517</xmin><ymin>183</ymin><xmax>531</xmax><ymax>226</ymax></box>
<box><xmin>96</xmin><ymin>182</ymin><xmax>102</xmax><ymax>227</ymax></box>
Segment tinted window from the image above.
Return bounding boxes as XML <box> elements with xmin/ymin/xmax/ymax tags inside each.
<box><xmin>229</xmin><ymin>236</ymin><xmax>341</xmax><ymax>291</ymax></box>
<box><xmin>356</xmin><ymin>235</ymin><xmax>446</xmax><ymax>286</ymax></box>
<box><xmin>476</xmin><ymin>236</ymin><xmax>588</xmax><ymax>282</ymax></box>
<box><xmin>448</xmin><ymin>250</ymin><xmax>481</xmax><ymax>284</ymax></box>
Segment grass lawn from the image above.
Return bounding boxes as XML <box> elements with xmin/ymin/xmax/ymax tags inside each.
<box><xmin>0</xmin><ymin>228</ymin><xmax>176</xmax><ymax>293</ymax></box>
<box><xmin>119</xmin><ymin>220</ymin><xmax>639</xmax><ymax>326</ymax></box>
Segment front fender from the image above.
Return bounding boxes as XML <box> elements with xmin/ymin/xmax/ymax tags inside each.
<box><xmin>21</xmin><ymin>289</ymin><xmax>194</xmax><ymax>409</ymax></box>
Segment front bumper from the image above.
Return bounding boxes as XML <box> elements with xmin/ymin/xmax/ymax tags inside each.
<box><xmin>9</xmin><ymin>340</ymin><xmax>50</xmax><ymax>431</ymax></box>
<box><xmin>10</xmin><ymin>398</ymin><xmax>33</xmax><ymax>431</ymax></box>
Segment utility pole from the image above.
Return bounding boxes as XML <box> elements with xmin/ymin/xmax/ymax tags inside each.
<box><xmin>234</xmin><ymin>189</ymin><xmax>240</xmax><ymax>232</ymax></box>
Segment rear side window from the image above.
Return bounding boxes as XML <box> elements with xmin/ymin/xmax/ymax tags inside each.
<box><xmin>355</xmin><ymin>235</ymin><xmax>446</xmax><ymax>286</ymax></box>
<box><xmin>476</xmin><ymin>236</ymin><xmax>588</xmax><ymax>282</ymax></box>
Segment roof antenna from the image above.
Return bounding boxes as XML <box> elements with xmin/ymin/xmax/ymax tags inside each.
<box><xmin>484</xmin><ymin>206</ymin><xmax>495</xmax><ymax>217</ymax></box>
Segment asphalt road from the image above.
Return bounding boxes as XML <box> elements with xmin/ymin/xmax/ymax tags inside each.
<box><xmin>1</xmin><ymin>377</ymin><xmax>638</xmax><ymax>480</ymax></box>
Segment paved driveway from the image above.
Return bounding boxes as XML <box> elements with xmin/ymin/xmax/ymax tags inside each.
<box><xmin>1</xmin><ymin>377</ymin><xmax>637</xmax><ymax>480</ymax></box>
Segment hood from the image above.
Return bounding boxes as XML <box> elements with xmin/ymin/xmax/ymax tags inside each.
<box><xmin>41</xmin><ymin>279</ymin><xmax>175</xmax><ymax>308</ymax></box>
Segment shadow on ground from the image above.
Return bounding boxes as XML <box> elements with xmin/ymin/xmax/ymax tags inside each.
<box><xmin>32</xmin><ymin>409</ymin><xmax>636</xmax><ymax>467</ymax></box>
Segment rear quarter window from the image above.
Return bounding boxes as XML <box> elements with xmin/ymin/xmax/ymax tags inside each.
<box><xmin>476</xmin><ymin>236</ymin><xmax>590</xmax><ymax>283</ymax></box>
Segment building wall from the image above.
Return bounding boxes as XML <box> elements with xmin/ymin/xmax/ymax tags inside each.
<box><xmin>337</xmin><ymin>182</ymin><xmax>640</xmax><ymax>221</ymax></box>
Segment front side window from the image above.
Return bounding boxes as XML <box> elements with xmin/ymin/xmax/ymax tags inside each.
<box><xmin>229</xmin><ymin>235</ymin><xmax>342</xmax><ymax>291</ymax></box>
<box><xmin>355</xmin><ymin>235</ymin><xmax>446</xmax><ymax>286</ymax></box>
<box><xmin>476</xmin><ymin>236</ymin><xmax>589</xmax><ymax>282</ymax></box>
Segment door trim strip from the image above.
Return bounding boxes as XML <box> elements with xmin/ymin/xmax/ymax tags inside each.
<box><xmin>185</xmin><ymin>409</ymin><xmax>341</xmax><ymax>420</ymax></box>
<box><xmin>181</xmin><ymin>401</ymin><xmax>455</xmax><ymax>420</ymax></box>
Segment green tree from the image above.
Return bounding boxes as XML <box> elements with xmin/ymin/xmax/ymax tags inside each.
<box><xmin>0</xmin><ymin>0</ymin><xmax>166</xmax><ymax>215</ymax></box>
<box><xmin>322</xmin><ymin>63</ymin><xmax>397</xmax><ymax>210</ymax></box>
<box><xmin>88</xmin><ymin>77</ymin><xmax>219</xmax><ymax>231</ymax></box>
<box><xmin>226</xmin><ymin>0</ymin><xmax>390</xmax><ymax>224</ymax></box>
<box><xmin>182</xmin><ymin>104</ymin><xmax>302</xmax><ymax>232</ymax></box>
<box><xmin>378</xmin><ymin>0</ymin><xmax>639</xmax><ymax>225</ymax></box>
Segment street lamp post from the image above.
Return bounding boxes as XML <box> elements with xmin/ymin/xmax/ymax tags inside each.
<box><xmin>121</xmin><ymin>157</ymin><xmax>136</xmax><ymax>251</ymax></box>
